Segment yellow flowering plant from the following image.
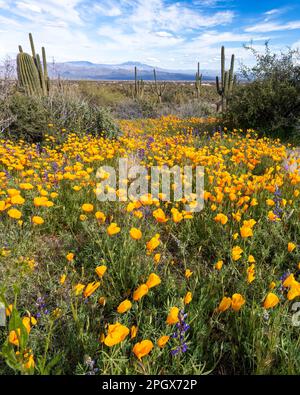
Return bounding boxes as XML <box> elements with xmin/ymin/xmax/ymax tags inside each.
<box><xmin>0</xmin><ymin>115</ymin><xmax>300</xmax><ymax>375</ymax></box>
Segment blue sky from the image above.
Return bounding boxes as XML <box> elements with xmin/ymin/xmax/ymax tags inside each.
<box><xmin>0</xmin><ymin>0</ymin><xmax>300</xmax><ymax>69</ymax></box>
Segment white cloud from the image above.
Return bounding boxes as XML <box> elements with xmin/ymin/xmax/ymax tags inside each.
<box><xmin>11</xmin><ymin>0</ymin><xmax>83</xmax><ymax>25</ymax></box>
<box><xmin>0</xmin><ymin>0</ymin><xmax>297</xmax><ymax>70</ymax></box>
<box><xmin>0</xmin><ymin>14</ymin><xmax>21</xmax><ymax>26</ymax></box>
<box><xmin>0</xmin><ymin>0</ymin><xmax>9</xmax><ymax>8</ymax></box>
<box><xmin>118</xmin><ymin>0</ymin><xmax>234</xmax><ymax>34</ymax></box>
<box><xmin>192</xmin><ymin>0</ymin><xmax>231</xmax><ymax>7</ymax></box>
<box><xmin>16</xmin><ymin>1</ymin><xmax>42</xmax><ymax>13</ymax></box>
<box><xmin>154</xmin><ymin>31</ymin><xmax>174</xmax><ymax>37</ymax></box>
<box><xmin>245</xmin><ymin>20</ymin><xmax>300</xmax><ymax>33</ymax></box>
<box><xmin>192</xmin><ymin>31</ymin><xmax>268</xmax><ymax>46</ymax></box>
<box><xmin>265</xmin><ymin>9</ymin><xmax>281</xmax><ymax>16</ymax></box>
<box><xmin>94</xmin><ymin>3</ymin><xmax>122</xmax><ymax>17</ymax></box>
<box><xmin>146</xmin><ymin>57</ymin><xmax>160</xmax><ymax>63</ymax></box>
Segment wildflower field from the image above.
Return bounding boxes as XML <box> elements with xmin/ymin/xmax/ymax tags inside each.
<box><xmin>0</xmin><ymin>115</ymin><xmax>300</xmax><ymax>375</ymax></box>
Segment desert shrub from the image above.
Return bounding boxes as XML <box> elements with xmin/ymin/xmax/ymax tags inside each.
<box><xmin>5</xmin><ymin>93</ymin><xmax>50</xmax><ymax>142</ymax></box>
<box><xmin>0</xmin><ymin>58</ymin><xmax>17</xmax><ymax>136</ymax></box>
<box><xmin>44</xmin><ymin>85</ymin><xmax>120</xmax><ymax>139</ymax></box>
<box><xmin>0</xmin><ymin>75</ymin><xmax>120</xmax><ymax>142</ymax></box>
<box><xmin>158</xmin><ymin>99</ymin><xmax>215</xmax><ymax>118</ymax></box>
<box><xmin>113</xmin><ymin>98</ymin><xmax>158</xmax><ymax>119</ymax></box>
<box><xmin>226</xmin><ymin>44</ymin><xmax>300</xmax><ymax>141</ymax></box>
<box><xmin>161</xmin><ymin>83</ymin><xmax>218</xmax><ymax>105</ymax></box>
<box><xmin>78</xmin><ymin>81</ymin><xmax>127</xmax><ymax>107</ymax></box>
<box><xmin>113</xmin><ymin>97</ymin><xmax>215</xmax><ymax>120</ymax></box>
<box><xmin>0</xmin><ymin>97</ymin><xmax>15</xmax><ymax>136</ymax></box>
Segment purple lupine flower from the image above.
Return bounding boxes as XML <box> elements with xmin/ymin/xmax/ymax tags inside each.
<box><xmin>4</xmin><ymin>170</ymin><xmax>11</xmax><ymax>179</ymax></box>
<box><xmin>137</xmin><ymin>148</ymin><xmax>145</xmax><ymax>160</ymax></box>
<box><xmin>35</xmin><ymin>296</ymin><xmax>50</xmax><ymax>317</ymax></box>
<box><xmin>52</xmin><ymin>162</ymin><xmax>58</xmax><ymax>172</ymax></box>
<box><xmin>85</xmin><ymin>357</ymin><xmax>99</xmax><ymax>375</ymax></box>
<box><xmin>280</xmin><ymin>272</ymin><xmax>290</xmax><ymax>282</ymax></box>
<box><xmin>138</xmin><ymin>206</ymin><xmax>152</xmax><ymax>218</ymax></box>
<box><xmin>279</xmin><ymin>272</ymin><xmax>290</xmax><ymax>292</ymax></box>
<box><xmin>146</xmin><ymin>136</ymin><xmax>154</xmax><ymax>149</ymax></box>
<box><xmin>36</xmin><ymin>143</ymin><xmax>41</xmax><ymax>155</ymax></box>
<box><xmin>170</xmin><ymin>309</ymin><xmax>190</xmax><ymax>356</ymax></box>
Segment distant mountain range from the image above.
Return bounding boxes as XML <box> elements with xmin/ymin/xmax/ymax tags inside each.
<box><xmin>0</xmin><ymin>59</ymin><xmax>220</xmax><ymax>81</ymax></box>
<box><xmin>47</xmin><ymin>61</ymin><xmax>218</xmax><ymax>81</ymax></box>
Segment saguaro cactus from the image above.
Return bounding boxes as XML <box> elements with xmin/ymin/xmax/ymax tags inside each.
<box><xmin>152</xmin><ymin>68</ymin><xmax>166</xmax><ymax>103</ymax></box>
<box><xmin>195</xmin><ymin>62</ymin><xmax>202</xmax><ymax>99</ymax></box>
<box><xmin>133</xmin><ymin>66</ymin><xmax>144</xmax><ymax>100</ymax></box>
<box><xmin>17</xmin><ymin>33</ymin><xmax>50</xmax><ymax>96</ymax></box>
<box><xmin>17</xmin><ymin>52</ymin><xmax>43</xmax><ymax>96</ymax></box>
<box><xmin>216</xmin><ymin>46</ymin><xmax>235</xmax><ymax>113</ymax></box>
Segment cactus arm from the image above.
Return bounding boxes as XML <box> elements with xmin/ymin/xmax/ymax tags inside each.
<box><xmin>42</xmin><ymin>47</ymin><xmax>50</xmax><ymax>92</ymax></box>
<box><xmin>29</xmin><ymin>33</ymin><xmax>36</xmax><ymax>59</ymax></box>
<box><xmin>221</xmin><ymin>46</ymin><xmax>225</xmax><ymax>88</ymax></box>
<box><xmin>224</xmin><ymin>71</ymin><xmax>229</xmax><ymax>95</ymax></box>
<box><xmin>228</xmin><ymin>54</ymin><xmax>235</xmax><ymax>94</ymax></box>
<box><xmin>230</xmin><ymin>54</ymin><xmax>235</xmax><ymax>76</ymax></box>
<box><xmin>36</xmin><ymin>53</ymin><xmax>47</xmax><ymax>95</ymax></box>
<box><xmin>216</xmin><ymin>76</ymin><xmax>222</xmax><ymax>95</ymax></box>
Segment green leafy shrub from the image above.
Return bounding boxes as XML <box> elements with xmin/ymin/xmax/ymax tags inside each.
<box><xmin>6</xmin><ymin>93</ymin><xmax>50</xmax><ymax>142</ymax></box>
<box><xmin>226</xmin><ymin>44</ymin><xmax>300</xmax><ymax>141</ymax></box>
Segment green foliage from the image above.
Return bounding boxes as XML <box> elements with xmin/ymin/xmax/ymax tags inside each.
<box><xmin>43</xmin><ymin>87</ymin><xmax>120</xmax><ymax>139</ymax></box>
<box><xmin>226</xmin><ymin>44</ymin><xmax>300</xmax><ymax>141</ymax></box>
<box><xmin>78</xmin><ymin>81</ymin><xmax>127</xmax><ymax>107</ymax></box>
<box><xmin>6</xmin><ymin>93</ymin><xmax>49</xmax><ymax>142</ymax></box>
<box><xmin>3</xmin><ymin>88</ymin><xmax>120</xmax><ymax>142</ymax></box>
